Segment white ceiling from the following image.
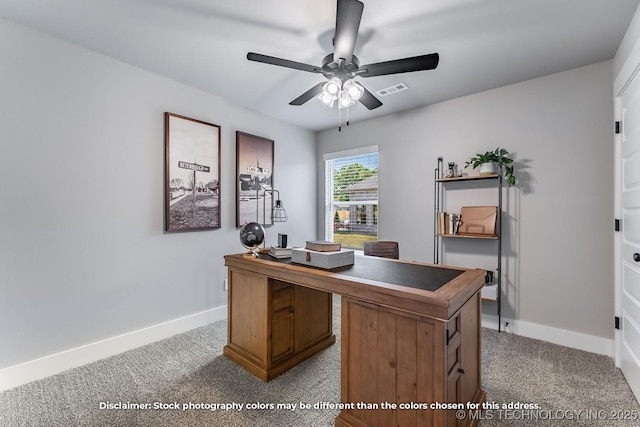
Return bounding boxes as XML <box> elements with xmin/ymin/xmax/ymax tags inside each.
<box><xmin>1</xmin><ymin>0</ymin><xmax>638</xmax><ymax>131</ymax></box>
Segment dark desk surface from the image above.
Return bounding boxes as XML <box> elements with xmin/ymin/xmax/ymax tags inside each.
<box><xmin>262</xmin><ymin>254</ymin><xmax>463</xmax><ymax>292</ymax></box>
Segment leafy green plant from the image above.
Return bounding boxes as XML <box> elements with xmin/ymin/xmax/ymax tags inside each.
<box><xmin>465</xmin><ymin>147</ymin><xmax>516</xmax><ymax>186</ymax></box>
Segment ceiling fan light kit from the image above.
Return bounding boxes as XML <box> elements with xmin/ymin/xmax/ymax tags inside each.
<box><xmin>247</xmin><ymin>0</ymin><xmax>439</xmax><ymax>129</ymax></box>
<box><xmin>318</xmin><ymin>78</ymin><xmax>364</xmax><ymax>109</ymax></box>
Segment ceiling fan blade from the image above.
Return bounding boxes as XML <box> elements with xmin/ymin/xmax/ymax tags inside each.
<box><xmin>333</xmin><ymin>0</ymin><xmax>364</xmax><ymax>64</ymax></box>
<box><xmin>359</xmin><ymin>86</ymin><xmax>383</xmax><ymax>110</ymax></box>
<box><xmin>289</xmin><ymin>83</ymin><xmax>325</xmax><ymax>106</ymax></box>
<box><xmin>359</xmin><ymin>53</ymin><xmax>440</xmax><ymax>77</ymax></box>
<box><xmin>247</xmin><ymin>52</ymin><xmax>321</xmax><ymax>74</ymax></box>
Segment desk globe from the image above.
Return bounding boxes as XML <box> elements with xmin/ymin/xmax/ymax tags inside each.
<box><xmin>239</xmin><ymin>221</ymin><xmax>265</xmax><ymax>257</ymax></box>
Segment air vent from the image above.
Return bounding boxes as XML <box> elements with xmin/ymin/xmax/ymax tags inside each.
<box><xmin>376</xmin><ymin>82</ymin><xmax>408</xmax><ymax>97</ymax></box>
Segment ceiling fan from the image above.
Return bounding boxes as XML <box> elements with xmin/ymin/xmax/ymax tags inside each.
<box><xmin>247</xmin><ymin>0</ymin><xmax>439</xmax><ymax>112</ymax></box>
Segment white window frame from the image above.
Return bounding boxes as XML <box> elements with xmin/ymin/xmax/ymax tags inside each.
<box><xmin>323</xmin><ymin>145</ymin><xmax>378</xmax><ymax>246</ymax></box>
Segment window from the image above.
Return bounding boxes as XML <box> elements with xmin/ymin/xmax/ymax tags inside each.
<box><xmin>324</xmin><ymin>146</ymin><xmax>378</xmax><ymax>250</ymax></box>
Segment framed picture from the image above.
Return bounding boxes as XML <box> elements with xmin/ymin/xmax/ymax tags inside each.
<box><xmin>165</xmin><ymin>112</ymin><xmax>221</xmax><ymax>232</ymax></box>
<box><xmin>236</xmin><ymin>131</ymin><xmax>274</xmax><ymax>227</ymax></box>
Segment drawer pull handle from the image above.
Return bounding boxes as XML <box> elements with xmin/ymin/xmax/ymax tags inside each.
<box><xmin>634</xmin><ymin>253</ymin><xmax>640</xmax><ymax>262</ymax></box>
<box><xmin>457</xmin><ymin>368</ymin><xmax>465</xmax><ymax>374</ymax></box>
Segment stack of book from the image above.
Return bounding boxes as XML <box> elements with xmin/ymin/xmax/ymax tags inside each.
<box><xmin>304</xmin><ymin>240</ymin><xmax>342</xmax><ymax>252</ymax></box>
<box><xmin>292</xmin><ymin>240</ymin><xmax>354</xmax><ymax>269</ymax></box>
<box><xmin>268</xmin><ymin>246</ymin><xmax>292</xmax><ymax>258</ymax></box>
<box><xmin>436</xmin><ymin>212</ymin><xmax>461</xmax><ymax>235</ymax></box>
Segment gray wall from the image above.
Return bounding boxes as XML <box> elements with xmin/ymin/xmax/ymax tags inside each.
<box><xmin>0</xmin><ymin>18</ymin><xmax>317</xmax><ymax>369</ymax></box>
<box><xmin>317</xmin><ymin>61</ymin><xmax>614</xmax><ymax>340</ymax></box>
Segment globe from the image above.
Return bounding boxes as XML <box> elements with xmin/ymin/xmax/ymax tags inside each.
<box><xmin>239</xmin><ymin>221</ymin><xmax>265</xmax><ymax>257</ymax></box>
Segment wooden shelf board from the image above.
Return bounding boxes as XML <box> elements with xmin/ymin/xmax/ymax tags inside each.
<box><xmin>436</xmin><ymin>174</ymin><xmax>499</xmax><ymax>183</ymax></box>
<box><xmin>435</xmin><ymin>233</ymin><xmax>499</xmax><ymax>240</ymax></box>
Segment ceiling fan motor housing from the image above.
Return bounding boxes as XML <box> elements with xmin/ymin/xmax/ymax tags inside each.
<box><xmin>321</xmin><ymin>53</ymin><xmax>360</xmax><ymax>81</ymax></box>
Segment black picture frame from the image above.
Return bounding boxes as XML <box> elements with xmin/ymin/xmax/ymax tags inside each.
<box><xmin>235</xmin><ymin>131</ymin><xmax>274</xmax><ymax>227</ymax></box>
<box><xmin>164</xmin><ymin>112</ymin><xmax>221</xmax><ymax>232</ymax></box>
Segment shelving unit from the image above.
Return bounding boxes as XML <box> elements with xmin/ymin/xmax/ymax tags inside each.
<box><xmin>433</xmin><ymin>158</ymin><xmax>503</xmax><ymax>331</ymax></box>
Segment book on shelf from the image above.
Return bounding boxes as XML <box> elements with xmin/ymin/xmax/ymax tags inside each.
<box><xmin>436</xmin><ymin>212</ymin><xmax>459</xmax><ymax>235</ymax></box>
<box><xmin>269</xmin><ymin>246</ymin><xmax>293</xmax><ymax>258</ymax></box>
<box><xmin>305</xmin><ymin>240</ymin><xmax>342</xmax><ymax>252</ymax></box>
<box><xmin>437</xmin><ymin>212</ymin><xmax>451</xmax><ymax>235</ymax></box>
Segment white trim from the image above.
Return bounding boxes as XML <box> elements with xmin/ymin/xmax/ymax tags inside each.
<box><xmin>0</xmin><ymin>305</ymin><xmax>227</xmax><ymax>392</ymax></box>
<box><xmin>614</xmin><ymin>95</ymin><xmax>623</xmax><ymax>367</ymax></box>
<box><xmin>323</xmin><ymin>145</ymin><xmax>378</xmax><ymax>161</ymax></box>
<box><xmin>615</xmin><ymin>33</ymin><xmax>640</xmax><ymax>96</ymax></box>
<box><xmin>325</xmin><ymin>159</ymin><xmax>335</xmax><ymax>242</ymax></box>
<box><xmin>482</xmin><ymin>315</ymin><xmax>614</xmax><ymax>357</ymax></box>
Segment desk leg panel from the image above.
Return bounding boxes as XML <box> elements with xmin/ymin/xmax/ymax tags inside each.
<box><xmin>338</xmin><ymin>297</ymin><xmax>443</xmax><ymax>427</ymax></box>
<box><xmin>295</xmin><ymin>286</ymin><xmax>333</xmax><ymax>351</ymax></box>
<box><xmin>224</xmin><ymin>268</ymin><xmax>335</xmax><ymax>382</ymax></box>
<box><xmin>226</xmin><ymin>270</ymin><xmax>269</xmax><ymax>365</ymax></box>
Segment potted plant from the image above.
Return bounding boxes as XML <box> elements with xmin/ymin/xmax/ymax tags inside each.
<box><xmin>465</xmin><ymin>147</ymin><xmax>516</xmax><ymax>186</ymax></box>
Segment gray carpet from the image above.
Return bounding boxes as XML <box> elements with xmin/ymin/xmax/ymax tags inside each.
<box><xmin>1</xmin><ymin>297</ymin><xmax>638</xmax><ymax>426</ymax></box>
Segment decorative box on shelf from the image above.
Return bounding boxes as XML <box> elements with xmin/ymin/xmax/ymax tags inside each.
<box><xmin>291</xmin><ymin>248</ymin><xmax>354</xmax><ymax>269</ymax></box>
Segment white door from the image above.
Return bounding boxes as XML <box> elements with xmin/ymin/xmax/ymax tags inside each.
<box><xmin>617</xmin><ymin>71</ymin><xmax>640</xmax><ymax>400</ymax></box>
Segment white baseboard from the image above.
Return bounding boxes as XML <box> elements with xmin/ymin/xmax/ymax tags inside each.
<box><xmin>482</xmin><ymin>314</ymin><xmax>614</xmax><ymax>357</ymax></box>
<box><xmin>0</xmin><ymin>305</ymin><xmax>227</xmax><ymax>392</ymax></box>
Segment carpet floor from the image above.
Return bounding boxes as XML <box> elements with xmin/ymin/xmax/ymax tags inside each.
<box><xmin>1</xmin><ymin>297</ymin><xmax>638</xmax><ymax>426</ymax></box>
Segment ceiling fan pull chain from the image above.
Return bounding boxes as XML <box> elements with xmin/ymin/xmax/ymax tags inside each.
<box><xmin>338</xmin><ymin>105</ymin><xmax>342</xmax><ymax>131</ymax></box>
<box><xmin>346</xmin><ymin>107</ymin><xmax>350</xmax><ymax>126</ymax></box>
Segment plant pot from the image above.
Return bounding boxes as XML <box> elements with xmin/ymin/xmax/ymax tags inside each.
<box><xmin>479</xmin><ymin>162</ymin><xmax>496</xmax><ymax>175</ymax></box>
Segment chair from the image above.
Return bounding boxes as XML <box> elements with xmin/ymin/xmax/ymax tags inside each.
<box><xmin>363</xmin><ymin>241</ymin><xmax>399</xmax><ymax>259</ymax></box>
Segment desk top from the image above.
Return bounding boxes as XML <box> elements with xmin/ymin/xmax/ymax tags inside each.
<box><xmin>264</xmin><ymin>254</ymin><xmax>463</xmax><ymax>292</ymax></box>
<box><xmin>225</xmin><ymin>253</ymin><xmax>484</xmax><ymax>320</ymax></box>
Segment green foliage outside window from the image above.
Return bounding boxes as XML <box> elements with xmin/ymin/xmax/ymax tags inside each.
<box><xmin>333</xmin><ymin>163</ymin><xmax>378</xmax><ymax>201</ymax></box>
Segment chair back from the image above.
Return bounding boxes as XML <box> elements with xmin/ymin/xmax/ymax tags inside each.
<box><xmin>363</xmin><ymin>241</ymin><xmax>399</xmax><ymax>259</ymax></box>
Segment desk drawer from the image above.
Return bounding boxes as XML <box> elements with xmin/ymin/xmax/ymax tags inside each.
<box><xmin>272</xmin><ymin>311</ymin><xmax>294</xmax><ymax>361</ymax></box>
<box><xmin>447</xmin><ymin>313</ymin><xmax>459</xmax><ymax>340</ymax></box>
<box><xmin>272</xmin><ymin>287</ymin><xmax>294</xmax><ymax>313</ymax></box>
<box><xmin>446</xmin><ymin>312</ymin><xmax>461</xmax><ymax>374</ymax></box>
<box><xmin>447</xmin><ymin>333</ymin><xmax>461</xmax><ymax>374</ymax></box>
<box><xmin>272</xmin><ymin>280</ymin><xmax>292</xmax><ymax>293</ymax></box>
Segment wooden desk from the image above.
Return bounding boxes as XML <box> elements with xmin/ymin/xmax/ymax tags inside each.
<box><xmin>224</xmin><ymin>253</ymin><xmax>485</xmax><ymax>427</ymax></box>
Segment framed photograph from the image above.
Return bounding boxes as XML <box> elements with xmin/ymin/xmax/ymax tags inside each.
<box><xmin>236</xmin><ymin>131</ymin><xmax>274</xmax><ymax>227</ymax></box>
<box><xmin>165</xmin><ymin>112</ymin><xmax>221</xmax><ymax>232</ymax></box>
